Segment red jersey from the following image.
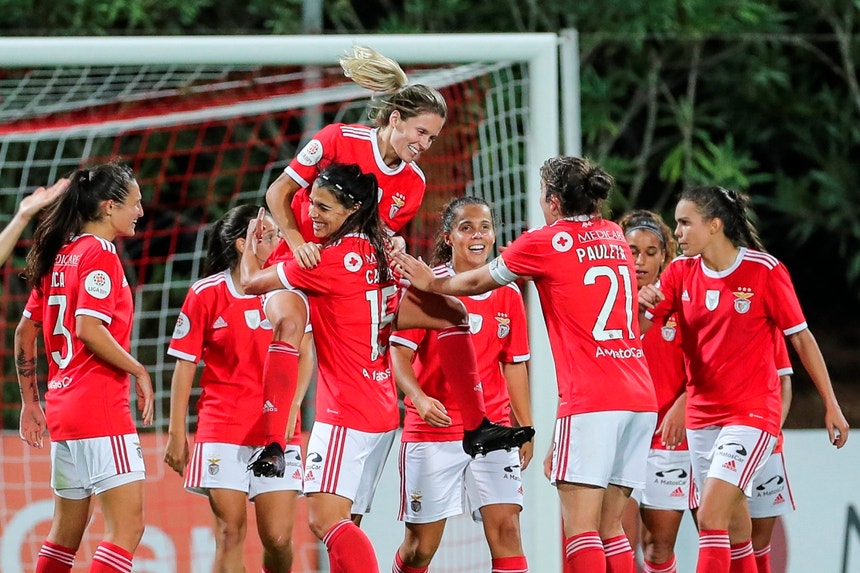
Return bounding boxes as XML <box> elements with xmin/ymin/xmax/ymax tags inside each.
<box><xmin>276</xmin><ymin>234</ymin><xmax>400</xmax><ymax>433</ymax></box>
<box><xmin>168</xmin><ymin>270</ymin><xmax>277</xmax><ymax>446</ymax></box>
<box><xmin>393</xmin><ymin>264</ymin><xmax>530</xmax><ymax>443</ymax></box>
<box><xmin>647</xmin><ymin>248</ymin><xmax>806</xmax><ymax>434</ymax></box>
<box><xmin>491</xmin><ymin>218</ymin><xmax>656</xmax><ymax>417</ymax></box>
<box><xmin>642</xmin><ymin>312</ymin><xmax>688</xmax><ymax>450</ymax></box>
<box><xmin>286</xmin><ymin>123</ymin><xmax>426</xmax><ymax>238</ymax></box>
<box><xmin>23</xmin><ymin>234</ymin><xmax>135</xmax><ymax>440</ymax></box>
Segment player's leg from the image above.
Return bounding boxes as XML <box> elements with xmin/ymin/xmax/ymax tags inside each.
<box><xmin>251</xmin><ymin>289</ymin><xmax>307</xmax><ymax>478</ymax></box>
<box><xmin>207</xmin><ymin>488</ymin><xmax>249</xmax><ymax>573</ymax></box>
<box><xmin>395</xmin><ymin>287</ymin><xmax>533</xmax><ymax>456</ymax></box>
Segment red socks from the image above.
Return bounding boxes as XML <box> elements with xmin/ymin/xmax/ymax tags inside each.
<box><xmin>697</xmin><ymin>530</ymin><xmax>731</xmax><ymax>573</ymax></box>
<box><xmin>90</xmin><ymin>542</ymin><xmax>132</xmax><ymax>573</ymax></box>
<box><xmin>604</xmin><ymin>535</ymin><xmax>634</xmax><ymax>573</ymax></box>
<box><xmin>436</xmin><ymin>325</ymin><xmax>486</xmax><ymax>429</ymax></box>
<box><xmin>262</xmin><ymin>341</ymin><xmax>300</xmax><ymax>448</ymax></box>
<box><xmin>323</xmin><ymin>519</ymin><xmax>379</xmax><ymax>573</ymax></box>
<box><xmin>392</xmin><ymin>551</ymin><xmax>429</xmax><ymax>573</ymax></box>
<box><xmin>729</xmin><ymin>541</ymin><xmax>756</xmax><ymax>573</ymax></box>
<box><xmin>644</xmin><ymin>555</ymin><xmax>678</xmax><ymax>573</ymax></box>
<box><xmin>492</xmin><ymin>555</ymin><xmax>529</xmax><ymax>572</ymax></box>
<box><xmin>565</xmin><ymin>531</ymin><xmax>606</xmax><ymax>573</ymax></box>
<box><xmin>36</xmin><ymin>541</ymin><xmax>75</xmax><ymax>573</ymax></box>
<box><xmin>753</xmin><ymin>545</ymin><xmax>771</xmax><ymax>573</ymax></box>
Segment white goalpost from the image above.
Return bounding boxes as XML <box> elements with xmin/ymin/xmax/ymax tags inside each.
<box><xmin>0</xmin><ymin>34</ymin><xmax>567</xmax><ymax>573</ymax></box>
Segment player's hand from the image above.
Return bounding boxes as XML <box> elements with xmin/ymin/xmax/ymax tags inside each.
<box><xmin>638</xmin><ymin>284</ymin><xmax>665</xmax><ymax>310</ymax></box>
<box><xmin>19</xmin><ymin>402</ymin><xmax>47</xmax><ymax>449</ymax></box>
<box><xmin>293</xmin><ymin>242</ymin><xmax>322</xmax><ymax>270</ymax></box>
<box><xmin>542</xmin><ymin>442</ymin><xmax>554</xmax><ymax>481</ymax></box>
<box><xmin>386</xmin><ymin>235</ymin><xmax>407</xmax><ymax>256</ymax></box>
<box><xmin>18</xmin><ymin>178</ymin><xmax>69</xmax><ymax>221</ymax></box>
<box><xmin>135</xmin><ymin>370</ymin><xmax>155</xmax><ymax>426</ymax></box>
<box><xmin>825</xmin><ymin>405</ymin><xmax>849</xmax><ymax>448</ymax></box>
<box><xmin>164</xmin><ymin>433</ymin><xmax>190</xmax><ymax>477</ymax></box>
<box><xmin>392</xmin><ymin>252</ymin><xmax>436</xmax><ymax>292</ymax></box>
<box><xmin>519</xmin><ymin>437</ymin><xmax>534</xmax><ymax>471</ymax></box>
<box><xmin>658</xmin><ymin>396</ymin><xmax>686</xmax><ymax>450</ymax></box>
<box><xmin>414</xmin><ymin>394</ymin><xmax>451</xmax><ymax>428</ymax></box>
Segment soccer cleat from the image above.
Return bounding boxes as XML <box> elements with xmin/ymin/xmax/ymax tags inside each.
<box><xmin>462</xmin><ymin>417</ymin><xmax>535</xmax><ymax>457</ymax></box>
<box><xmin>247</xmin><ymin>442</ymin><xmax>286</xmax><ymax>478</ymax></box>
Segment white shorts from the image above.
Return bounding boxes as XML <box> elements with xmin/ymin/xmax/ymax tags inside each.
<box><xmin>397</xmin><ymin>440</ymin><xmax>523</xmax><ymax>524</ymax></box>
<box><xmin>303</xmin><ymin>422</ymin><xmax>395</xmax><ymax>515</ymax></box>
<box><xmin>687</xmin><ymin>425</ymin><xmax>776</xmax><ymax>501</ymax></box>
<box><xmin>640</xmin><ymin>448</ymin><xmax>693</xmax><ymax>511</ymax></box>
<box><xmin>261</xmin><ymin>288</ymin><xmax>312</xmax><ymax>333</ymax></box>
<box><xmin>748</xmin><ymin>451</ymin><xmax>796</xmax><ymax>518</ymax></box>
<box><xmin>184</xmin><ymin>442</ymin><xmax>303</xmax><ymax>500</ymax></box>
<box><xmin>51</xmin><ymin>434</ymin><xmax>146</xmax><ymax>499</ymax></box>
<box><xmin>551</xmin><ymin>411</ymin><xmax>657</xmax><ymax>489</ymax></box>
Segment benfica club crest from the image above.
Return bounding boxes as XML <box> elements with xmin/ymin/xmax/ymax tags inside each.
<box><xmin>410</xmin><ymin>491</ymin><xmax>423</xmax><ymax>513</ymax></box>
<box><xmin>208</xmin><ymin>457</ymin><xmax>221</xmax><ymax>476</ymax></box>
<box><xmin>496</xmin><ymin>315</ymin><xmax>511</xmax><ymax>338</ymax></box>
<box><xmin>389</xmin><ymin>193</ymin><xmax>406</xmax><ymax>219</ymax></box>
<box><xmin>733</xmin><ymin>289</ymin><xmax>754</xmax><ymax>314</ymax></box>
<box><xmin>705</xmin><ymin>290</ymin><xmax>720</xmax><ymax>311</ymax></box>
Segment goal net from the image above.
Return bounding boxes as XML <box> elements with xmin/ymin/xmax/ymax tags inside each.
<box><xmin>0</xmin><ymin>34</ymin><xmax>560</xmax><ymax>573</ymax></box>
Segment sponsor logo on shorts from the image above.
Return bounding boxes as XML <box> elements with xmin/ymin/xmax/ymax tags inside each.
<box><xmin>654</xmin><ymin>467</ymin><xmax>688</xmax><ymax>486</ymax></box>
<box><xmin>503</xmin><ymin>464</ymin><xmax>521</xmax><ymax>481</ymax></box>
<box><xmin>717</xmin><ymin>442</ymin><xmax>748</xmax><ymax>459</ymax></box>
<box><xmin>304</xmin><ymin>469</ymin><xmax>315</xmax><ymax>482</ymax></box>
<box><xmin>135</xmin><ymin>442</ymin><xmax>143</xmax><ymax>459</ymax></box>
<box><xmin>755</xmin><ymin>475</ymin><xmax>785</xmax><ymax>497</ymax></box>
<box><xmin>722</xmin><ymin>460</ymin><xmax>737</xmax><ymax>472</ymax></box>
<box><xmin>208</xmin><ymin>457</ymin><xmax>221</xmax><ymax>475</ymax></box>
<box><xmin>773</xmin><ymin>493</ymin><xmax>785</xmax><ymax>505</ymax></box>
<box><xmin>292</xmin><ymin>469</ymin><xmax>303</xmax><ymax>481</ymax></box>
<box><xmin>307</xmin><ymin>452</ymin><xmax>323</xmax><ymax>463</ymax></box>
<box><xmin>670</xmin><ymin>486</ymin><xmax>685</xmax><ymax>497</ymax></box>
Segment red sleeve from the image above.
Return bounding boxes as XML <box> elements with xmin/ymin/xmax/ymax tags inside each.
<box><xmin>499</xmin><ymin>285</ymin><xmax>530</xmax><ymax>363</ymax></box>
<box><xmin>167</xmin><ymin>283</ymin><xmax>210</xmax><ymax>363</ymax></box>
<box><xmin>285</xmin><ymin>123</ymin><xmax>342</xmax><ymax>188</ymax></box>
<box><xmin>74</xmin><ymin>246</ymin><xmax>125</xmax><ymax>325</ymax></box>
<box><xmin>763</xmin><ymin>262</ymin><xmax>806</xmax><ymax>335</ymax></box>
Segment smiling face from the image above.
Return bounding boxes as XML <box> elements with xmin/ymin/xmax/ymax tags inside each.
<box><xmin>674</xmin><ymin>198</ymin><xmax>715</xmax><ymax>257</ymax></box>
<box><xmin>388</xmin><ymin>111</ymin><xmax>445</xmax><ymax>164</ymax></box>
<box><xmin>254</xmin><ymin>214</ymin><xmax>278</xmax><ymax>264</ymax></box>
<box><xmin>626</xmin><ymin>229</ymin><xmax>666</xmax><ymax>289</ymax></box>
<box><xmin>109</xmin><ymin>180</ymin><xmax>143</xmax><ymax>238</ymax></box>
<box><xmin>308</xmin><ymin>183</ymin><xmax>358</xmax><ymax>240</ymax></box>
<box><xmin>447</xmin><ymin>203</ymin><xmax>496</xmax><ymax>271</ymax></box>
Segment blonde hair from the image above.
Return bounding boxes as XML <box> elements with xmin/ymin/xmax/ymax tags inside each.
<box><xmin>340</xmin><ymin>45</ymin><xmax>448</xmax><ymax>128</ymax></box>
<box><xmin>340</xmin><ymin>45</ymin><xmax>408</xmax><ymax>93</ymax></box>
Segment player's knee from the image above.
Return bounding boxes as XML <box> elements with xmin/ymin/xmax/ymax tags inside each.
<box><xmin>642</xmin><ymin>538</ymin><xmax>675</xmax><ymax>564</ymax></box>
<box><xmin>399</xmin><ymin>538</ymin><xmax>438</xmax><ymax>567</ymax></box>
<box><xmin>213</xmin><ymin>519</ymin><xmax>246</xmax><ymax>549</ymax></box>
<box><xmin>260</xmin><ymin>532</ymin><xmax>293</xmax><ymax>557</ymax></box>
<box><xmin>270</xmin><ymin>313</ymin><xmax>303</xmax><ymax>344</ymax></box>
<box><xmin>485</xmin><ymin>514</ymin><xmax>523</xmax><ymax>554</ymax></box>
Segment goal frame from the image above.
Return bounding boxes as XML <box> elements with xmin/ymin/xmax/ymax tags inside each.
<box><xmin>0</xmin><ymin>33</ymin><xmax>564</xmax><ymax>573</ymax></box>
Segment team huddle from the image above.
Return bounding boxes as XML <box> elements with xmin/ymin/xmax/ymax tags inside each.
<box><xmin>9</xmin><ymin>46</ymin><xmax>849</xmax><ymax>573</ymax></box>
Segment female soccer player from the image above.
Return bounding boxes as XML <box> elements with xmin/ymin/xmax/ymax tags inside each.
<box><xmin>15</xmin><ymin>162</ymin><xmax>154</xmax><ymax>573</ymax></box>
<box><xmin>164</xmin><ymin>205</ymin><xmax>301</xmax><ymax>573</ymax></box>
<box><xmin>0</xmin><ymin>178</ymin><xmax>68</xmax><ymax>265</ymax></box>
<box><xmin>390</xmin><ymin>197</ymin><xmax>533</xmax><ymax>573</ymax></box>
<box><xmin>250</xmin><ymin>45</ymin><xmax>529</xmax><ymax>477</ymax></box>
<box><xmin>396</xmin><ymin>156</ymin><xmax>658</xmax><ymax>573</ymax></box>
<box><xmin>638</xmin><ymin>186</ymin><xmax>849</xmax><ymax>573</ymax></box>
<box><xmin>242</xmin><ymin>163</ymin><xmax>399</xmax><ymax>573</ymax></box>
<box><xmin>619</xmin><ymin>210</ymin><xmax>690</xmax><ymax>573</ymax></box>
